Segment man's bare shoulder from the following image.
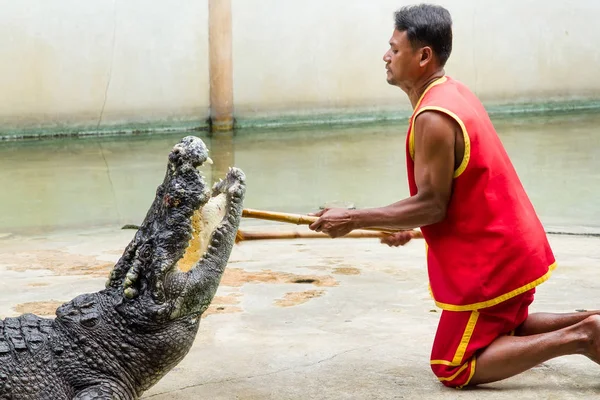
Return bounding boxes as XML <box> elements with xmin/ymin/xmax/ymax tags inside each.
<box><xmin>414</xmin><ymin>109</ymin><xmax>459</xmax><ymax>137</ymax></box>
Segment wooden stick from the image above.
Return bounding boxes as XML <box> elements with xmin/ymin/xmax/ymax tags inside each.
<box><xmin>241</xmin><ymin>208</ymin><xmax>406</xmax><ymax>234</ymax></box>
<box><xmin>236</xmin><ymin>229</ymin><xmax>381</xmax><ymax>243</ymax></box>
<box><xmin>242</xmin><ymin>208</ymin><xmax>319</xmax><ymax>226</ymax></box>
<box><xmin>235</xmin><ymin>228</ymin><xmax>423</xmax><ymax>244</ymax></box>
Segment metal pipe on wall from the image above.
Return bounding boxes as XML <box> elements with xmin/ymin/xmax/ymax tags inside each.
<box><xmin>208</xmin><ymin>0</ymin><xmax>234</xmax><ymax>134</ymax></box>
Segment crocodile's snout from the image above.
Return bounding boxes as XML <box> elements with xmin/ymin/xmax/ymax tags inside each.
<box><xmin>168</xmin><ymin>136</ymin><xmax>213</xmax><ymax>168</ymax></box>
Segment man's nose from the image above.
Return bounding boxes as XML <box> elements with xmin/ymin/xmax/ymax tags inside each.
<box><xmin>383</xmin><ymin>50</ymin><xmax>390</xmax><ymax>62</ymax></box>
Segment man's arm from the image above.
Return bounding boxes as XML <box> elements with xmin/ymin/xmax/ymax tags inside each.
<box><xmin>309</xmin><ymin>111</ymin><xmax>457</xmax><ymax>237</ymax></box>
<box><xmin>352</xmin><ymin>110</ymin><xmax>456</xmax><ymax>230</ymax></box>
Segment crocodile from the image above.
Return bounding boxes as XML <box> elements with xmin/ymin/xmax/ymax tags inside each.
<box><xmin>0</xmin><ymin>136</ymin><xmax>246</xmax><ymax>399</ymax></box>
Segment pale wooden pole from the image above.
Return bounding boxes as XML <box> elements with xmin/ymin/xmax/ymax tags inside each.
<box><xmin>208</xmin><ymin>0</ymin><xmax>234</xmax><ymax>133</ymax></box>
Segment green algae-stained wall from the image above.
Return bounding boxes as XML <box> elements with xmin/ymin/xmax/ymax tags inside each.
<box><xmin>0</xmin><ymin>0</ymin><xmax>599</xmax><ymax>138</ymax></box>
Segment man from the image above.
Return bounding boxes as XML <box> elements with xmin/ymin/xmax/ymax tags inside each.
<box><xmin>309</xmin><ymin>3</ymin><xmax>600</xmax><ymax>389</ymax></box>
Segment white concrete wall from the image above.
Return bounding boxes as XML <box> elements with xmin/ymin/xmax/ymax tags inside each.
<box><xmin>0</xmin><ymin>0</ymin><xmax>209</xmax><ymax>131</ymax></box>
<box><xmin>0</xmin><ymin>0</ymin><xmax>598</xmax><ymax>133</ymax></box>
<box><xmin>232</xmin><ymin>0</ymin><xmax>600</xmax><ymax>118</ymax></box>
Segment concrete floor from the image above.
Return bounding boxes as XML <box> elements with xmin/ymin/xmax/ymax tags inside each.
<box><xmin>1</xmin><ymin>228</ymin><xmax>600</xmax><ymax>399</ymax></box>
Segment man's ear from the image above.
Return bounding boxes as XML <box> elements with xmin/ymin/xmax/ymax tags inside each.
<box><xmin>420</xmin><ymin>46</ymin><xmax>434</xmax><ymax>67</ymax></box>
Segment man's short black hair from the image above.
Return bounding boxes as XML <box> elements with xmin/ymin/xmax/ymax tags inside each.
<box><xmin>394</xmin><ymin>4</ymin><xmax>453</xmax><ymax>67</ymax></box>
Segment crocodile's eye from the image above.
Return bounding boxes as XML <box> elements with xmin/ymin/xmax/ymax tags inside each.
<box><xmin>80</xmin><ymin>313</ymin><xmax>100</xmax><ymax>329</ymax></box>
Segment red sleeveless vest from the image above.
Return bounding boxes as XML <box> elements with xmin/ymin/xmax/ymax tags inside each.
<box><xmin>406</xmin><ymin>76</ymin><xmax>556</xmax><ymax>311</ymax></box>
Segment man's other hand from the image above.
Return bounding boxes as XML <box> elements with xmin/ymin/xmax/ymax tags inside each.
<box><xmin>380</xmin><ymin>231</ymin><xmax>414</xmax><ymax>247</ymax></box>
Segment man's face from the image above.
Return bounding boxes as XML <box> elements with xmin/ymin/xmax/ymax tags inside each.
<box><xmin>383</xmin><ymin>29</ymin><xmax>421</xmax><ymax>87</ymax></box>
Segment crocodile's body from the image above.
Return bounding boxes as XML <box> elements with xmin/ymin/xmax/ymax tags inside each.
<box><xmin>0</xmin><ymin>136</ymin><xmax>246</xmax><ymax>399</ymax></box>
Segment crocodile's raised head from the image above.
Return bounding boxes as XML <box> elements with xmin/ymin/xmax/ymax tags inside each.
<box><xmin>32</xmin><ymin>136</ymin><xmax>247</xmax><ymax>398</ymax></box>
<box><xmin>104</xmin><ymin>135</ymin><xmax>245</xmax><ymax>320</ymax></box>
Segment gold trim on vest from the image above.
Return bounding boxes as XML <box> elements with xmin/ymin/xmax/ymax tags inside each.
<box><xmin>432</xmin><ymin>262</ymin><xmax>557</xmax><ymax>312</ymax></box>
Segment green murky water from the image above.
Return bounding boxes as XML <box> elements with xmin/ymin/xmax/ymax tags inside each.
<box><xmin>1</xmin><ymin>112</ymin><xmax>599</xmax><ymax>235</ymax></box>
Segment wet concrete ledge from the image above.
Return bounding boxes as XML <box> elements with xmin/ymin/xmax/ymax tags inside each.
<box><xmin>2</xmin><ymin>99</ymin><xmax>600</xmax><ymax>141</ymax></box>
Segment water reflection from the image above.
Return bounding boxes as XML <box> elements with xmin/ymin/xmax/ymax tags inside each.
<box><xmin>210</xmin><ymin>131</ymin><xmax>235</xmax><ymax>185</ymax></box>
<box><xmin>0</xmin><ymin>112</ymin><xmax>598</xmax><ymax>235</ymax></box>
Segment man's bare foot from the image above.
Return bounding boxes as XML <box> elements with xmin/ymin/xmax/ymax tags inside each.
<box><xmin>582</xmin><ymin>315</ymin><xmax>600</xmax><ymax>364</ymax></box>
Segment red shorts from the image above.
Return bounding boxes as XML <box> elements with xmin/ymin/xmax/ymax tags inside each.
<box><xmin>430</xmin><ymin>289</ymin><xmax>535</xmax><ymax>388</ymax></box>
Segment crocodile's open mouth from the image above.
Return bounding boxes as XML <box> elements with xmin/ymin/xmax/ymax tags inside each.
<box><xmin>175</xmin><ymin>167</ymin><xmax>245</xmax><ymax>274</ymax></box>
<box><xmin>107</xmin><ymin>136</ymin><xmax>246</xmax><ymax>315</ymax></box>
